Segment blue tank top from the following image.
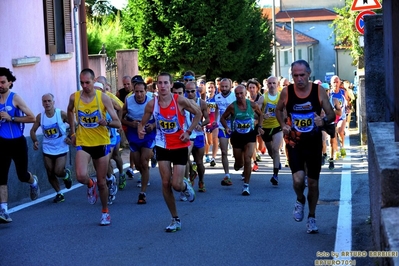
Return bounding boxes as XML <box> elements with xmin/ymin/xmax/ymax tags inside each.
<box><xmin>0</xmin><ymin>92</ymin><xmax>25</xmax><ymax>139</ymax></box>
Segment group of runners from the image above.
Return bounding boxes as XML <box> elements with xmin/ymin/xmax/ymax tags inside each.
<box><xmin>0</xmin><ymin>59</ymin><xmax>352</xmax><ymax>234</ymax></box>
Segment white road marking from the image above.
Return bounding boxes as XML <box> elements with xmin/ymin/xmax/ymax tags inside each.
<box><xmin>334</xmin><ymin>133</ymin><xmax>352</xmax><ymax>259</ymax></box>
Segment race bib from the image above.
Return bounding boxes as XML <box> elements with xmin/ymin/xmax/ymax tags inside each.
<box><xmin>78</xmin><ymin>110</ymin><xmax>100</xmax><ymax>128</ymax></box>
<box><xmin>265</xmin><ymin>103</ymin><xmax>276</xmax><ymax>117</ymax></box>
<box><xmin>43</xmin><ymin>123</ymin><xmax>61</xmax><ymax>139</ymax></box>
<box><xmin>158</xmin><ymin>118</ymin><xmax>178</xmax><ymax>134</ymax></box>
<box><xmin>234</xmin><ymin>118</ymin><xmax>253</xmax><ymax>134</ymax></box>
<box><xmin>291</xmin><ymin>112</ymin><xmax>315</xmax><ymax>133</ymax></box>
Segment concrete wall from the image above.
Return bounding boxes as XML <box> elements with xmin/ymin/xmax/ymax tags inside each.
<box><xmin>365</xmin><ymin>11</ymin><xmax>399</xmax><ymax>266</ymax></box>
<box><xmin>116</xmin><ymin>49</ymin><xmax>139</xmax><ymax>89</ymax></box>
<box><xmin>368</xmin><ymin>123</ymin><xmax>399</xmax><ymax>266</ymax></box>
<box><xmin>88</xmin><ymin>54</ymin><xmax>107</xmax><ymax>78</ymax></box>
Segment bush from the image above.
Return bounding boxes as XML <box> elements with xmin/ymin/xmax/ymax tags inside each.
<box><xmin>87</xmin><ymin>14</ymin><xmax>128</xmax><ymax>57</ymax></box>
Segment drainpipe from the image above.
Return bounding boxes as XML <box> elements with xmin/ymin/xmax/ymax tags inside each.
<box><xmin>73</xmin><ymin>0</ymin><xmax>81</xmax><ymax>91</ymax></box>
<box><xmin>79</xmin><ymin>0</ymin><xmax>89</xmax><ymax>69</ymax></box>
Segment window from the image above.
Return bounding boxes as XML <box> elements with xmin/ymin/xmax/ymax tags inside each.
<box><xmin>298</xmin><ymin>49</ymin><xmax>302</xmax><ymax>60</ymax></box>
<box><xmin>309</xmin><ymin>47</ymin><xmax>313</xmax><ymax>62</ymax></box>
<box><xmin>284</xmin><ymin>51</ymin><xmax>288</xmax><ymax>65</ymax></box>
<box><xmin>43</xmin><ymin>0</ymin><xmax>74</xmax><ymax>55</ymax></box>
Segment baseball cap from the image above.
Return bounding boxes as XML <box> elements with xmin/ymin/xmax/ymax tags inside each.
<box><xmin>93</xmin><ymin>82</ymin><xmax>104</xmax><ymax>89</ymax></box>
<box><xmin>131</xmin><ymin>75</ymin><xmax>144</xmax><ymax>83</ymax></box>
<box><xmin>321</xmin><ymin>83</ymin><xmax>330</xmax><ymax>90</ymax></box>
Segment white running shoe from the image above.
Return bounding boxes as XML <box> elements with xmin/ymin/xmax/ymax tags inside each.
<box><xmin>306</xmin><ymin>217</ymin><xmax>319</xmax><ymax>234</ymax></box>
<box><xmin>293</xmin><ymin>200</ymin><xmax>305</xmax><ymax>222</ymax></box>
<box><xmin>165</xmin><ymin>218</ymin><xmax>181</xmax><ymax>232</ymax></box>
<box><xmin>242</xmin><ymin>184</ymin><xmax>250</xmax><ymax>196</ymax></box>
<box><xmin>107</xmin><ymin>175</ymin><xmax>118</xmax><ymax>196</ymax></box>
<box><xmin>100</xmin><ymin>212</ymin><xmax>111</xmax><ymax>226</ymax></box>
<box><xmin>183</xmin><ymin>178</ymin><xmax>196</xmax><ymax>202</ymax></box>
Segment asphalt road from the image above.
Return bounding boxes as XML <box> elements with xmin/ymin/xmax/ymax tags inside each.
<box><xmin>0</xmin><ymin>130</ymin><xmax>375</xmax><ymax>266</ymax></box>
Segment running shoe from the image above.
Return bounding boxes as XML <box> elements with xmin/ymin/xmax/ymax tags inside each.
<box><xmin>137</xmin><ymin>193</ymin><xmax>146</xmax><ymax>204</ymax></box>
<box><xmin>221</xmin><ymin>176</ymin><xmax>233</xmax><ymax>186</ymax></box>
<box><xmin>118</xmin><ymin>173</ymin><xmax>126</xmax><ymax>189</ymax></box>
<box><xmin>0</xmin><ymin>209</ymin><xmax>12</xmax><ymax>223</ymax></box>
<box><xmin>107</xmin><ymin>175</ymin><xmax>118</xmax><ymax>196</ymax></box>
<box><xmin>100</xmin><ymin>212</ymin><xmax>111</xmax><ymax>226</ymax></box>
<box><xmin>63</xmin><ymin>168</ymin><xmax>73</xmax><ymax>189</ymax></box>
<box><xmin>53</xmin><ymin>193</ymin><xmax>65</xmax><ymax>203</ymax></box>
<box><xmin>252</xmin><ymin>163</ymin><xmax>259</xmax><ymax>172</ymax></box>
<box><xmin>189</xmin><ymin>172</ymin><xmax>197</xmax><ymax>187</ymax></box>
<box><xmin>210</xmin><ymin>158</ymin><xmax>216</xmax><ymax>167</ymax></box>
<box><xmin>126</xmin><ymin>168</ymin><xmax>134</xmax><ymax>179</ymax></box>
<box><xmin>30</xmin><ymin>175</ymin><xmax>40</xmax><ymax>201</ymax></box>
<box><xmin>242</xmin><ymin>184</ymin><xmax>250</xmax><ymax>196</ymax></box>
<box><xmin>293</xmin><ymin>200</ymin><xmax>305</xmax><ymax>222</ymax></box>
<box><xmin>151</xmin><ymin>154</ymin><xmax>157</xmax><ymax>168</ymax></box>
<box><xmin>255</xmin><ymin>154</ymin><xmax>262</xmax><ymax>162</ymax></box>
<box><xmin>183</xmin><ymin>178</ymin><xmax>196</xmax><ymax>202</ymax></box>
<box><xmin>192</xmin><ymin>162</ymin><xmax>197</xmax><ymax>173</ymax></box>
<box><xmin>270</xmin><ymin>175</ymin><xmax>278</xmax><ymax>186</ymax></box>
<box><xmin>285</xmin><ymin>160</ymin><xmax>289</xmax><ymax>168</ymax></box>
<box><xmin>198</xmin><ymin>181</ymin><xmax>206</xmax><ymax>192</ymax></box>
<box><xmin>108</xmin><ymin>195</ymin><xmax>115</xmax><ymax>205</ymax></box>
<box><xmin>87</xmin><ymin>178</ymin><xmax>98</xmax><ymax>205</ymax></box>
<box><xmin>336</xmin><ymin>151</ymin><xmax>342</xmax><ymax>159</ymax></box>
<box><xmin>165</xmin><ymin>218</ymin><xmax>181</xmax><ymax>232</ymax></box>
<box><xmin>306</xmin><ymin>217</ymin><xmax>319</xmax><ymax>234</ymax></box>
<box><xmin>205</xmin><ymin>155</ymin><xmax>211</xmax><ymax>163</ymax></box>
<box><xmin>179</xmin><ymin>192</ymin><xmax>187</xmax><ymax>202</ymax></box>
<box><xmin>340</xmin><ymin>148</ymin><xmax>346</xmax><ymax>158</ymax></box>
<box><xmin>260</xmin><ymin>146</ymin><xmax>266</xmax><ymax>155</ymax></box>
<box><xmin>190</xmin><ymin>164</ymin><xmax>198</xmax><ymax>186</ymax></box>
<box><xmin>321</xmin><ymin>154</ymin><xmax>327</xmax><ymax>166</ymax></box>
<box><xmin>328</xmin><ymin>158</ymin><xmax>335</xmax><ymax>170</ymax></box>
<box><xmin>137</xmin><ymin>180</ymin><xmax>150</xmax><ymax>188</ymax></box>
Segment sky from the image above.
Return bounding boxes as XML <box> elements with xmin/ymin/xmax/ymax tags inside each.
<box><xmin>109</xmin><ymin>0</ymin><xmax>277</xmax><ymax>10</ymax></box>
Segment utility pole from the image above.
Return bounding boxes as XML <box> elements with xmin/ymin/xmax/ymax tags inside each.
<box><xmin>272</xmin><ymin>0</ymin><xmax>278</xmax><ymax>77</ymax></box>
<box><xmin>291</xmin><ymin>18</ymin><xmax>296</xmax><ymax>63</ymax></box>
<box><xmin>73</xmin><ymin>0</ymin><xmax>82</xmax><ymax>91</ymax></box>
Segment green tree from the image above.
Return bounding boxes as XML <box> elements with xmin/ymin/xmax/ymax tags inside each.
<box><xmin>331</xmin><ymin>0</ymin><xmax>383</xmax><ymax>65</ymax></box>
<box><xmin>122</xmin><ymin>0</ymin><xmax>273</xmax><ymax>80</ymax></box>
<box><xmin>87</xmin><ymin>14</ymin><xmax>128</xmax><ymax>57</ymax></box>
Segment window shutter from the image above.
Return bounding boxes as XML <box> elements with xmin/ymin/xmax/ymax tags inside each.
<box><xmin>63</xmin><ymin>0</ymin><xmax>74</xmax><ymax>53</ymax></box>
<box><xmin>44</xmin><ymin>0</ymin><xmax>57</xmax><ymax>55</ymax></box>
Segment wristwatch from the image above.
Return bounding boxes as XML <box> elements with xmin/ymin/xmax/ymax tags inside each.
<box><xmin>11</xmin><ymin>117</ymin><xmax>15</xmax><ymax>122</ymax></box>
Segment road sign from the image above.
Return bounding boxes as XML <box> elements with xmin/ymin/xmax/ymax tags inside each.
<box><xmin>355</xmin><ymin>10</ymin><xmax>376</xmax><ymax>35</ymax></box>
<box><xmin>351</xmin><ymin>0</ymin><xmax>382</xmax><ymax>11</ymax></box>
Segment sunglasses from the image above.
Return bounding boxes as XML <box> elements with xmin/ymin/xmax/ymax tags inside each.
<box><xmin>186</xmin><ymin>90</ymin><xmax>196</xmax><ymax>93</ymax></box>
<box><xmin>268</xmin><ymin>82</ymin><xmax>276</xmax><ymax>84</ymax></box>
<box><xmin>184</xmin><ymin>79</ymin><xmax>194</xmax><ymax>82</ymax></box>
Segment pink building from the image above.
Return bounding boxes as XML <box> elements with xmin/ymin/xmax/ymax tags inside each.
<box><xmin>0</xmin><ymin>0</ymin><xmax>78</xmax><ymax>135</ymax></box>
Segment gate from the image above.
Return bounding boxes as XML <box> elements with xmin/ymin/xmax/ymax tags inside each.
<box><xmin>105</xmin><ymin>56</ymin><xmax>118</xmax><ymax>94</ymax></box>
